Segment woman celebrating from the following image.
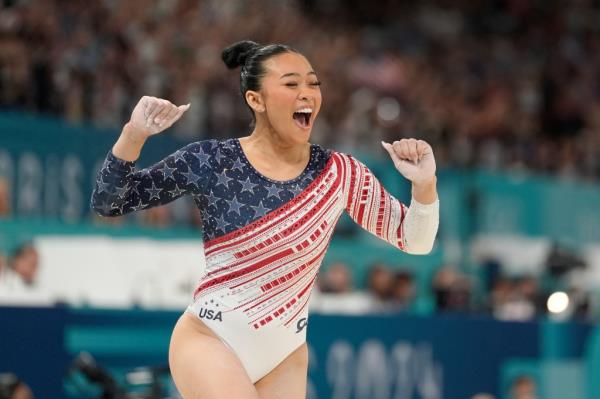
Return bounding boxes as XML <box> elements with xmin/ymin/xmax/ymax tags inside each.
<box><xmin>91</xmin><ymin>40</ymin><xmax>439</xmax><ymax>399</ymax></box>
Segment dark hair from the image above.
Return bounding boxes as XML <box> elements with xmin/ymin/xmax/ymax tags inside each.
<box><xmin>221</xmin><ymin>40</ymin><xmax>298</xmax><ymax>126</ymax></box>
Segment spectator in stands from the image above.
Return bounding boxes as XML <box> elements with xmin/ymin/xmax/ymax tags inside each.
<box><xmin>0</xmin><ymin>243</ymin><xmax>51</xmax><ymax>305</ymax></box>
<box><xmin>3</xmin><ymin>1</ymin><xmax>600</xmax><ymax>180</ymax></box>
<box><xmin>490</xmin><ymin>276</ymin><xmax>536</xmax><ymax>321</ymax></box>
<box><xmin>9</xmin><ymin>243</ymin><xmax>39</xmax><ymax>286</ymax></box>
<box><xmin>311</xmin><ymin>262</ymin><xmax>373</xmax><ymax>314</ymax></box>
<box><xmin>389</xmin><ymin>270</ymin><xmax>415</xmax><ymax>311</ymax></box>
<box><xmin>432</xmin><ymin>266</ymin><xmax>471</xmax><ymax>312</ymax></box>
<box><xmin>318</xmin><ymin>262</ymin><xmax>354</xmax><ymax>294</ymax></box>
<box><xmin>0</xmin><ymin>250</ymin><xmax>6</xmax><ymax>280</ymax></box>
<box><xmin>471</xmin><ymin>394</ymin><xmax>495</xmax><ymax>399</ymax></box>
<box><xmin>0</xmin><ymin>177</ymin><xmax>10</xmax><ymax>218</ymax></box>
<box><xmin>510</xmin><ymin>375</ymin><xmax>537</xmax><ymax>399</ymax></box>
<box><xmin>0</xmin><ymin>373</ymin><xmax>34</xmax><ymax>399</ymax></box>
<box><xmin>139</xmin><ymin>204</ymin><xmax>173</xmax><ymax>228</ymax></box>
<box><xmin>365</xmin><ymin>262</ymin><xmax>394</xmax><ymax>310</ymax></box>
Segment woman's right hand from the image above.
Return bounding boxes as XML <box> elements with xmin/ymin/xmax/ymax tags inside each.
<box><xmin>127</xmin><ymin>96</ymin><xmax>191</xmax><ymax>140</ymax></box>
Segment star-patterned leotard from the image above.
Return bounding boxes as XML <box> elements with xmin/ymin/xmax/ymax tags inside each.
<box><xmin>91</xmin><ymin>137</ymin><xmax>439</xmax><ymax>382</ymax></box>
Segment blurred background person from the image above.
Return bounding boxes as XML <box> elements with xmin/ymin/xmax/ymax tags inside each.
<box><xmin>0</xmin><ymin>374</ymin><xmax>34</xmax><ymax>399</ymax></box>
<box><xmin>432</xmin><ymin>265</ymin><xmax>471</xmax><ymax>313</ymax></box>
<box><xmin>389</xmin><ymin>269</ymin><xmax>416</xmax><ymax>312</ymax></box>
<box><xmin>510</xmin><ymin>375</ymin><xmax>537</xmax><ymax>399</ymax></box>
<box><xmin>318</xmin><ymin>262</ymin><xmax>354</xmax><ymax>294</ymax></box>
<box><xmin>365</xmin><ymin>262</ymin><xmax>394</xmax><ymax>311</ymax></box>
<box><xmin>0</xmin><ymin>177</ymin><xmax>10</xmax><ymax>218</ymax></box>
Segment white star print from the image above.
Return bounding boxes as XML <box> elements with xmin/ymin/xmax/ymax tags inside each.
<box><xmin>130</xmin><ymin>179</ymin><xmax>142</xmax><ymax>195</ymax></box>
<box><xmin>157</xmin><ymin>162</ymin><xmax>177</xmax><ymax>181</ymax></box>
<box><xmin>215</xmin><ymin>213</ymin><xmax>229</xmax><ymax>233</ymax></box>
<box><xmin>265</xmin><ymin>184</ymin><xmax>282</xmax><ymax>199</ymax></box>
<box><xmin>181</xmin><ymin>168</ymin><xmax>201</xmax><ymax>186</ymax></box>
<box><xmin>192</xmin><ymin>150</ymin><xmax>211</xmax><ymax>169</ymax></box>
<box><xmin>240</xmin><ymin>176</ymin><xmax>257</xmax><ymax>193</ymax></box>
<box><xmin>231</xmin><ymin>157</ymin><xmax>245</xmax><ymax>172</ymax></box>
<box><xmin>227</xmin><ymin>195</ymin><xmax>243</xmax><ymax>216</ymax></box>
<box><xmin>206</xmin><ymin>189</ymin><xmax>220</xmax><ymax>207</ymax></box>
<box><xmin>96</xmin><ymin>176</ymin><xmax>111</xmax><ymax>193</ymax></box>
<box><xmin>214</xmin><ymin>148</ymin><xmax>227</xmax><ymax>165</ymax></box>
<box><xmin>113</xmin><ymin>183</ymin><xmax>130</xmax><ymax>198</ymax></box>
<box><xmin>252</xmin><ymin>200</ymin><xmax>269</xmax><ymax>217</ymax></box>
<box><xmin>145</xmin><ymin>181</ymin><xmax>163</xmax><ymax>201</ymax></box>
<box><xmin>216</xmin><ymin>170</ymin><xmax>233</xmax><ymax>188</ymax></box>
<box><xmin>131</xmin><ymin>198</ymin><xmax>144</xmax><ymax>211</ymax></box>
<box><xmin>173</xmin><ymin>150</ymin><xmax>188</xmax><ymax>166</ymax></box>
<box><xmin>169</xmin><ymin>185</ymin><xmax>186</xmax><ymax>198</ymax></box>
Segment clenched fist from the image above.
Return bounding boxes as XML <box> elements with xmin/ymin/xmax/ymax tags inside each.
<box><xmin>127</xmin><ymin>96</ymin><xmax>190</xmax><ymax>139</ymax></box>
<box><xmin>381</xmin><ymin>139</ymin><xmax>436</xmax><ymax>185</ymax></box>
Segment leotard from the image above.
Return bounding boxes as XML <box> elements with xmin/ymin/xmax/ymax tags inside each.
<box><xmin>91</xmin><ymin>138</ymin><xmax>439</xmax><ymax>382</ymax></box>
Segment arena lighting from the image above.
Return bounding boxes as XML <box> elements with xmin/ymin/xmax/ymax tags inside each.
<box><xmin>547</xmin><ymin>291</ymin><xmax>570</xmax><ymax>314</ymax></box>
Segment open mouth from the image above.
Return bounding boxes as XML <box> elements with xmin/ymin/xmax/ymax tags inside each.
<box><xmin>293</xmin><ymin>110</ymin><xmax>312</xmax><ymax>129</ymax></box>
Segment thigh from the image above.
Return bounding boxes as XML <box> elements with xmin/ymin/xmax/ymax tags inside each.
<box><xmin>255</xmin><ymin>343</ymin><xmax>308</xmax><ymax>399</ymax></box>
<box><xmin>169</xmin><ymin>312</ymin><xmax>260</xmax><ymax>399</ymax></box>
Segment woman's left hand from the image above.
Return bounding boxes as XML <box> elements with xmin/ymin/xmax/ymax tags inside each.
<box><xmin>381</xmin><ymin>139</ymin><xmax>436</xmax><ymax>185</ymax></box>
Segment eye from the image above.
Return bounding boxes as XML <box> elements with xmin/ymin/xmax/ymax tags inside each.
<box><xmin>285</xmin><ymin>82</ymin><xmax>298</xmax><ymax>87</ymax></box>
<box><xmin>310</xmin><ymin>81</ymin><xmax>322</xmax><ymax>86</ymax></box>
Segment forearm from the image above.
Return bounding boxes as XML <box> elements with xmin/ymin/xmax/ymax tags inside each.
<box><xmin>411</xmin><ymin>176</ymin><xmax>437</xmax><ymax>204</ymax></box>
<box><xmin>402</xmin><ymin>197</ymin><xmax>439</xmax><ymax>254</ymax></box>
<box><xmin>112</xmin><ymin>122</ymin><xmax>149</xmax><ymax>162</ymax></box>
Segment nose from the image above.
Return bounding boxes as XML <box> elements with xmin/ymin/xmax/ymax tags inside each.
<box><xmin>298</xmin><ymin>90</ymin><xmax>311</xmax><ymax>102</ymax></box>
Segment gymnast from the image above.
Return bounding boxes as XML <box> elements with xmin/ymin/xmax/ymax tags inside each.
<box><xmin>91</xmin><ymin>40</ymin><xmax>439</xmax><ymax>399</ymax></box>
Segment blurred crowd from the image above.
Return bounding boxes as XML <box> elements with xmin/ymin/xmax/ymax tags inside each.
<box><xmin>0</xmin><ymin>234</ymin><xmax>593</xmax><ymax>324</ymax></box>
<box><xmin>1</xmin><ymin>0</ymin><xmax>600</xmax><ymax>180</ymax></box>
<box><xmin>311</xmin><ymin>244</ymin><xmax>593</xmax><ymax>322</ymax></box>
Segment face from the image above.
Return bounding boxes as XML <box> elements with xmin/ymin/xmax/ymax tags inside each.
<box><xmin>12</xmin><ymin>247</ymin><xmax>38</xmax><ymax>284</ymax></box>
<box><xmin>247</xmin><ymin>52</ymin><xmax>322</xmax><ymax>144</ymax></box>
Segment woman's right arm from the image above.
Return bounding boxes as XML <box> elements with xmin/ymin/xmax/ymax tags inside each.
<box><xmin>90</xmin><ymin>96</ymin><xmax>199</xmax><ymax>217</ymax></box>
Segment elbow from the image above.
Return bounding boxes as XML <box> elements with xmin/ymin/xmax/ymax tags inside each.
<box><xmin>90</xmin><ymin>193</ymin><xmax>113</xmax><ymax>217</ymax></box>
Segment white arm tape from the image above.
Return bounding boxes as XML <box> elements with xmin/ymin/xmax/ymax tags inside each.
<box><xmin>403</xmin><ymin>198</ymin><xmax>439</xmax><ymax>254</ymax></box>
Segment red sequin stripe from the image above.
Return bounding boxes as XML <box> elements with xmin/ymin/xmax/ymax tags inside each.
<box><xmin>238</xmin><ymin>236</ymin><xmax>330</xmax><ymax>314</ymax></box>
<box><xmin>193</xmin><ymin>247</ymin><xmax>294</xmax><ymax>297</ymax></box>
<box><xmin>258</xmin><ymin>234</ymin><xmax>328</xmax><ymax>293</ymax></box>
<box><xmin>338</xmin><ymin>154</ymin><xmax>355</xmax><ymax>213</ymax></box>
<box><xmin>229</xmin><ymin>213</ymin><xmax>332</xmax><ymax>291</ymax></box>
<box><xmin>231</xmin><ymin>186</ymin><xmax>331</xmax><ymax>260</ymax></box>
<box><xmin>375</xmin><ymin>182</ymin><xmax>386</xmax><ymax>237</ymax></box>
<box><xmin>203</xmin><ymin>166</ymin><xmax>342</xmax><ymax>280</ymax></box>
<box><xmin>204</xmin><ymin>156</ymin><xmax>335</xmax><ymax>252</ymax></box>
<box><xmin>245</xmin><ymin>245</ymin><xmax>329</xmax><ymax>323</ymax></box>
<box><xmin>396</xmin><ymin>202</ymin><xmax>407</xmax><ymax>249</ymax></box>
<box><xmin>283</xmin><ymin>277</ymin><xmax>317</xmax><ymax>327</ymax></box>
<box><xmin>255</xmin><ymin>273</ymin><xmax>317</xmax><ymax>329</ymax></box>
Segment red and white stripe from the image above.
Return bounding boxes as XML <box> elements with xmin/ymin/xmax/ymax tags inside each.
<box><xmin>193</xmin><ymin>152</ymin><xmax>408</xmax><ymax>329</ymax></box>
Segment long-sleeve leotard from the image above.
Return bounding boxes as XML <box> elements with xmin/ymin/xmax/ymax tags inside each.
<box><xmin>91</xmin><ymin>137</ymin><xmax>439</xmax><ymax>382</ymax></box>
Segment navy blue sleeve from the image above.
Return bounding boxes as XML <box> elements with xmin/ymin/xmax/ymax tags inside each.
<box><xmin>91</xmin><ymin>141</ymin><xmax>212</xmax><ymax>217</ymax></box>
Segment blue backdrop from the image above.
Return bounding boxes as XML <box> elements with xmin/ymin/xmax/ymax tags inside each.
<box><xmin>0</xmin><ymin>307</ymin><xmax>552</xmax><ymax>399</ymax></box>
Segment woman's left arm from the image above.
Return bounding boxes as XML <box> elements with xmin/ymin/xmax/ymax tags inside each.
<box><xmin>381</xmin><ymin>138</ymin><xmax>439</xmax><ymax>254</ymax></box>
<box><xmin>342</xmin><ymin>139</ymin><xmax>439</xmax><ymax>255</ymax></box>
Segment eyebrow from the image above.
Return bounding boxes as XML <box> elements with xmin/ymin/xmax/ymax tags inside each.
<box><xmin>280</xmin><ymin>71</ymin><xmax>317</xmax><ymax>79</ymax></box>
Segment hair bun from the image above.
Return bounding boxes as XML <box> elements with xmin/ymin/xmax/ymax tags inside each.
<box><xmin>221</xmin><ymin>40</ymin><xmax>261</xmax><ymax>69</ymax></box>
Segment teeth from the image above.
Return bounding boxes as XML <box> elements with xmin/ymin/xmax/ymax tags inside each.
<box><xmin>295</xmin><ymin>108</ymin><xmax>312</xmax><ymax>113</ymax></box>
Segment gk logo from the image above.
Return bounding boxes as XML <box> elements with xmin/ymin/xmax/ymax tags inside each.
<box><xmin>296</xmin><ymin>317</ymin><xmax>308</xmax><ymax>333</ymax></box>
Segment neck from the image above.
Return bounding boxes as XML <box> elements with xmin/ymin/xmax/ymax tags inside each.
<box><xmin>244</xmin><ymin>118</ymin><xmax>309</xmax><ymax>163</ymax></box>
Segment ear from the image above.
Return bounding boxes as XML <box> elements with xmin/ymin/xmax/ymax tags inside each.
<box><xmin>245</xmin><ymin>90</ymin><xmax>265</xmax><ymax>113</ymax></box>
